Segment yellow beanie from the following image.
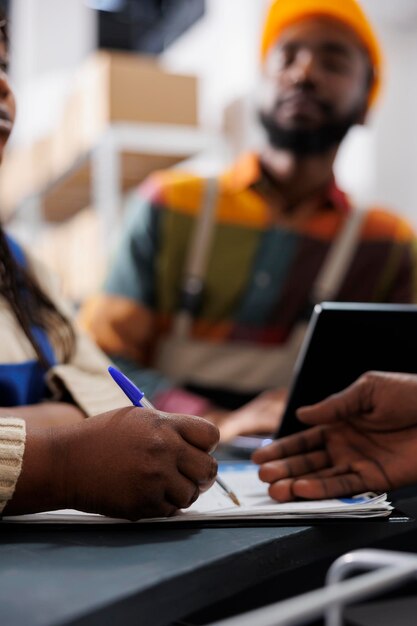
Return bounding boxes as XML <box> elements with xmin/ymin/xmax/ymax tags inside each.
<box><xmin>261</xmin><ymin>0</ymin><xmax>382</xmax><ymax>107</ymax></box>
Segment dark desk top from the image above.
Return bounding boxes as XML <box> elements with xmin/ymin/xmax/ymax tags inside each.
<box><xmin>1</xmin><ymin>498</ymin><xmax>417</xmax><ymax>626</ymax></box>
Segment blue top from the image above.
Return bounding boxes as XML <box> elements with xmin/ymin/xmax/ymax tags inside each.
<box><xmin>0</xmin><ymin>236</ymin><xmax>57</xmax><ymax>406</ymax></box>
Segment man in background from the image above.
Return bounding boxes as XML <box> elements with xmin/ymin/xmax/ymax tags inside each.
<box><xmin>81</xmin><ymin>0</ymin><xmax>417</xmax><ymax>441</ymax></box>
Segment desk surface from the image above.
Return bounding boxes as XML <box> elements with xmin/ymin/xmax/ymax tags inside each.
<box><xmin>1</xmin><ymin>498</ymin><xmax>417</xmax><ymax>626</ymax></box>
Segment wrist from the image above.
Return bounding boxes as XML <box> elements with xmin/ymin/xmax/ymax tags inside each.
<box><xmin>4</xmin><ymin>423</ymin><xmax>70</xmax><ymax>515</ymax></box>
<box><xmin>54</xmin><ymin>420</ymin><xmax>91</xmax><ymax>512</ymax></box>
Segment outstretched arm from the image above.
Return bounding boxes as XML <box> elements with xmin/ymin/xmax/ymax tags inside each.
<box><xmin>252</xmin><ymin>372</ymin><xmax>417</xmax><ymax>501</ymax></box>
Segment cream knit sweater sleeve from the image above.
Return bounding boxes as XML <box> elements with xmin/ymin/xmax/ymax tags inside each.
<box><xmin>0</xmin><ymin>418</ymin><xmax>26</xmax><ymax>514</ymax></box>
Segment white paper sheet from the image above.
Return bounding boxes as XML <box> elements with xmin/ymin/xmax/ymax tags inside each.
<box><xmin>3</xmin><ymin>461</ymin><xmax>393</xmax><ymax>524</ymax></box>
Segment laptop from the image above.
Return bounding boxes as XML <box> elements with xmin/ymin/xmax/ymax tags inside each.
<box><xmin>223</xmin><ymin>302</ymin><xmax>417</xmax><ymax>454</ymax></box>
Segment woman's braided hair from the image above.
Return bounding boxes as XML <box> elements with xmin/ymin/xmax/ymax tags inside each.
<box><xmin>0</xmin><ymin>15</ymin><xmax>75</xmax><ymax>368</ymax></box>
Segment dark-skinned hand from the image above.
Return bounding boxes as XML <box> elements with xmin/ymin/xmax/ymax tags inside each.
<box><xmin>6</xmin><ymin>407</ymin><xmax>219</xmax><ymax>520</ymax></box>
<box><xmin>252</xmin><ymin>372</ymin><xmax>417</xmax><ymax>501</ymax></box>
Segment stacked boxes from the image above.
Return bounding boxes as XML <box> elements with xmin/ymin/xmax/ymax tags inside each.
<box><xmin>0</xmin><ymin>50</ymin><xmax>198</xmax><ymax>221</ymax></box>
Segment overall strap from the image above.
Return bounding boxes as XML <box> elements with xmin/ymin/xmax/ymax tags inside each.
<box><xmin>174</xmin><ymin>177</ymin><xmax>219</xmax><ymax>338</ymax></box>
<box><xmin>311</xmin><ymin>209</ymin><xmax>365</xmax><ymax>304</ymax></box>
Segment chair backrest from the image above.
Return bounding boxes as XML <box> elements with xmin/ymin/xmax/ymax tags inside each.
<box><xmin>208</xmin><ymin>548</ymin><xmax>417</xmax><ymax>626</ymax></box>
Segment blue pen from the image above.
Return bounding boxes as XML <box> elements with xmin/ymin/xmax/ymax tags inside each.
<box><xmin>108</xmin><ymin>366</ymin><xmax>155</xmax><ymax>409</ymax></box>
<box><xmin>108</xmin><ymin>365</ymin><xmax>240</xmax><ymax>506</ymax></box>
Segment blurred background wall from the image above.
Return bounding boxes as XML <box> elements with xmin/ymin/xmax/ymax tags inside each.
<box><xmin>2</xmin><ymin>0</ymin><xmax>417</xmax><ymax>300</ymax></box>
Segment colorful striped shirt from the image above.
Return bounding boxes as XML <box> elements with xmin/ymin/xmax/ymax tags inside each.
<box><xmin>104</xmin><ymin>153</ymin><xmax>417</xmax><ymax>409</ymax></box>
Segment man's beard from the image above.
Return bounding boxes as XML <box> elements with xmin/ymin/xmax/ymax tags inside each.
<box><xmin>258</xmin><ymin>105</ymin><xmax>364</xmax><ymax>156</ymax></box>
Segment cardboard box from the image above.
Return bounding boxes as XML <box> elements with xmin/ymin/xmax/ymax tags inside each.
<box><xmin>106</xmin><ymin>51</ymin><xmax>198</xmax><ymax>126</ymax></box>
<box><xmin>52</xmin><ymin>51</ymin><xmax>198</xmax><ymax>175</ymax></box>
<box><xmin>42</xmin><ymin>152</ymin><xmax>182</xmax><ymax>222</ymax></box>
<box><xmin>0</xmin><ymin>51</ymin><xmax>199</xmax><ymax>220</ymax></box>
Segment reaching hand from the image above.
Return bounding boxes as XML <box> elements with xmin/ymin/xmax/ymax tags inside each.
<box><xmin>252</xmin><ymin>372</ymin><xmax>417</xmax><ymax>501</ymax></box>
<box><xmin>205</xmin><ymin>390</ymin><xmax>287</xmax><ymax>443</ymax></box>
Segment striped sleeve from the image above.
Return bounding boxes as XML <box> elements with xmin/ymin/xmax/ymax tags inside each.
<box><xmin>0</xmin><ymin>418</ymin><xmax>26</xmax><ymax>514</ymax></box>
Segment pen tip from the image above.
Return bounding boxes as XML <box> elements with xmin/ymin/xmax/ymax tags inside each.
<box><xmin>230</xmin><ymin>493</ymin><xmax>241</xmax><ymax>507</ymax></box>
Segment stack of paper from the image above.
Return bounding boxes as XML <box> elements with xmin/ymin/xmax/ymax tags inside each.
<box><xmin>3</xmin><ymin>462</ymin><xmax>393</xmax><ymax>524</ymax></box>
<box><xmin>149</xmin><ymin>461</ymin><xmax>393</xmax><ymax>522</ymax></box>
